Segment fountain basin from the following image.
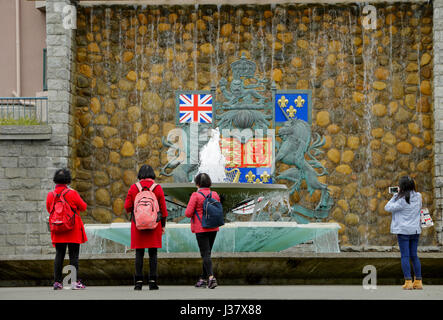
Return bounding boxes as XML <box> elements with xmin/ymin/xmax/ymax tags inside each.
<box><xmin>84</xmin><ymin>222</ymin><xmax>341</xmax><ymax>253</ymax></box>
<box><xmin>161</xmin><ymin>182</ymin><xmax>289</xmax><ymax>213</ymax></box>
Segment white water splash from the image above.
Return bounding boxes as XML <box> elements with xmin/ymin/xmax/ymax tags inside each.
<box><xmin>197</xmin><ymin>128</ymin><xmax>226</xmax><ymax>183</ymax></box>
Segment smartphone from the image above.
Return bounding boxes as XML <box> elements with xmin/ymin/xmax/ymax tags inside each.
<box><xmin>388</xmin><ymin>187</ymin><xmax>399</xmax><ymax>194</ymax></box>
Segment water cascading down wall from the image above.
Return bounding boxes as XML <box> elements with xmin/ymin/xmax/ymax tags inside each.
<box><xmin>71</xmin><ymin>3</ymin><xmax>436</xmax><ymax>247</ymax></box>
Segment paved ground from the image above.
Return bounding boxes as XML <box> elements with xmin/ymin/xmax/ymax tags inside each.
<box><xmin>0</xmin><ymin>285</ymin><xmax>442</xmax><ymax>300</ymax></box>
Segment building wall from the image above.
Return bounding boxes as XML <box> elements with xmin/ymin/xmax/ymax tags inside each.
<box><xmin>0</xmin><ymin>0</ymin><xmax>46</xmax><ymax>97</ymax></box>
<box><xmin>0</xmin><ymin>0</ymin><xmax>75</xmax><ymax>256</ymax></box>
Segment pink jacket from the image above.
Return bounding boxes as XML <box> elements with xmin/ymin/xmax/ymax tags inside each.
<box><xmin>185</xmin><ymin>188</ymin><xmax>220</xmax><ymax>233</ymax></box>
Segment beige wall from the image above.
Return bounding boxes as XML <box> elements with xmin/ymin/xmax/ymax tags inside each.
<box><xmin>0</xmin><ymin>0</ymin><xmax>46</xmax><ymax>97</ymax></box>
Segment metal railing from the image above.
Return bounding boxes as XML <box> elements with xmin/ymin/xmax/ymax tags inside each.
<box><xmin>0</xmin><ymin>97</ymin><xmax>48</xmax><ymax>125</ymax></box>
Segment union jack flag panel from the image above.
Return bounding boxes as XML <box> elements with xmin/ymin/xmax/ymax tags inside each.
<box><xmin>178</xmin><ymin>93</ymin><xmax>213</xmax><ymax>123</ymax></box>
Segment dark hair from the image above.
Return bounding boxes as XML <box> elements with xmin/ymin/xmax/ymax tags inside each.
<box><xmin>53</xmin><ymin>168</ymin><xmax>72</xmax><ymax>185</ymax></box>
<box><xmin>194</xmin><ymin>173</ymin><xmax>212</xmax><ymax>188</ymax></box>
<box><xmin>138</xmin><ymin>164</ymin><xmax>156</xmax><ymax>180</ymax></box>
<box><xmin>395</xmin><ymin>175</ymin><xmax>416</xmax><ymax>204</ymax></box>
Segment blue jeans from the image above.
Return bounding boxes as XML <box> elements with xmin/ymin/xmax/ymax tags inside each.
<box><xmin>397</xmin><ymin>234</ymin><xmax>422</xmax><ymax>280</ymax></box>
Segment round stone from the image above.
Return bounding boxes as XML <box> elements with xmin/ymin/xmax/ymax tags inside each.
<box><xmin>336</xmin><ymin>164</ymin><xmax>352</xmax><ymax>175</ymax></box>
<box><xmin>373</xmin><ymin>81</ymin><xmax>387</xmax><ymax>90</ymax></box>
<box><xmin>405</xmin><ymin>94</ymin><xmax>416</xmax><ymax>109</ymax></box>
<box><xmin>94</xmin><ymin>171</ymin><xmax>110</xmax><ymax>187</ymax></box>
<box><xmin>126</xmin><ymin>71</ymin><xmax>137</xmax><ymax>82</ymax></box>
<box><xmin>347</xmin><ymin>136</ymin><xmax>360</xmax><ymax>150</ymax></box>
<box><xmin>121</xmin><ymin>141</ymin><xmax>135</xmax><ymax>157</ymax></box>
<box><xmin>142</xmin><ymin>92</ymin><xmax>163</xmax><ymax>112</ymax></box>
<box><xmin>327</xmin><ymin>124</ymin><xmax>340</xmax><ymax>134</ymax></box>
<box><xmin>200</xmin><ymin>43</ymin><xmax>215</xmax><ymax>55</ymax></box>
<box><xmin>92</xmin><ymin>136</ymin><xmax>104</xmax><ymax>148</ymax></box>
<box><xmin>158</xmin><ymin>23</ymin><xmax>171</xmax><ymax>32</ymax></box>
<box><xmin>327</xmin><ymin>148</ymin><xmax>341</xmax><ymax>163</ymax></box>
<box><xmin>417</xmin><ymin>160</ymin><xmax>431</xmax><ymax>172</ymax></box>
<box><xmin>378</xmin><ymin>200</ymin><xmax>390</xmax><ymax>216</ymax></box>
<box><xmin>92</xmin><ymin>208</ymin><xmax>113</xmax><ymax>223</ymax></box>
<box><xmin>93</xmin><ymin>114</ymin><xmax>108</xmax><ymax>125</ymax></box>
<box><xmin>420</xmin><ymin>80</ymin><xmax>431</xmax><ymax>95</ymax></box>
<box><xmin>420</xmin><ymin>53</ymin><xmax>432</xmax><ymax>66</ymax></box>
<box><xmin>337</xmin><ymin>199</ymin><xmax>349</xmax><ymax>212</ymax></box>
<box><xmin>291</xmin><ymin>57</ymin><xmax>303</xmax><ymax>68</ymax></box>
<box><xmin>332</xmin><ymin>207</ymin><xmax>344</xmax><ymax>221</ymax></box>
<box><xmin>123</xmin><ymin>170</ymin><xmax>137</xmax><ymax>186</ymax></box>
<box><xmin>107</xmin><ymin>166</ymin><xmax>122</xmax><ymax>180</ymax></box>
<box><xmin>344</xmin><ymin>213</ymin><xmax>359</xmax><ymax>226</ymax></box>
<box><xmin>113</xmin><ymin>198</ymin><xmax>125</xmax><ymax>216</ymax></box>
<box><xmin>297</xmin><ymin>39</ymin><xmax>309</xmax><ymax>49</ymax></box>
<box><xmin>118</xmin><ymin>79</ymin><xmax>134</xmax><ymax>91</ymax></box>
<box><xmin>375</xmin><ymin>67</ymin><xmax>389</xmax><ymax>80</ymax></box>
<box><xmin>382</xmin><ymin>132</ymin><xmax>396</xmax><ymax>145</ymax></box>
<box><xmin>272</xmin><ymin>69</ymin><xmax>283</xmax><ymax>82</ymax></box>
<box><xmin>136</xmin><ymin>133</ymin><xmax>149</xmax><ymax>148</ymax></box>
<box><xmin>372</xmin><ymin>104</ymin><xmax>387</xmax><ymax>117</ymax></box>
<box><xmin>411</xmin><ymin>136</ymin><xmax>424</xmax><ymax>148</ymax></box>
<box><xmin>352</xmin><ymin>92</ymin><xmax>365</xmax><ymax>103</ymax></box>
<box><xmin>90</xmin><ymin>97</ymin><xmax>101</xmax><ymax>114</ymax></box>
<box><xmin>221</xmin><ymin>24</ymin><xmax>233</xmax><ymax>36</ymax></box>
<box><xmin>95</xmin><ymin>188</ymin><xmax>111</xmax><ymax>206</ymax></box>
<box><xmin>136</xmin><ymin>79</ymin><xmax>147</xmax><ymax>91</ymax></box>
<box><xmin>123</xmin><ymin>51</ymin><xmax>134</xmax><ymax>62</ymax></box>
<box><xmin>316</xmin><ymin>111</ymin><xmax>330</xmax><ymax>127</ymax></box>
<box><xmin>371</xmin><ymin>128</ymin><xmax>384</xmax><ymax>138</ymax></box>
<box><xmin>341</xmin><ymin>150</ymin><xmax>354</xmax><ymax>163</ymax></box>
<box><xmin>397</xmin><ymin>141</ymin><xmax>413</xmax><ymax>154</ymax></box>
<box><xmin>408</xmin><ymin>123</ymin><xmax>421</xmax><ymax>135</ymax></box>
<box><xmin>127</xmin><ymin>106</ymin><xmax>141</xmax><ymax>122</ymax></box>
<box><xmin>370</xmin><ymin>140</ymin><xmax>381</xmax><ymax>150</ymax></box>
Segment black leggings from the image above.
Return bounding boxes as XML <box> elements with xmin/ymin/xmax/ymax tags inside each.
<box><xmin>196</xmin><ymin>231</ymin><xmax>217</xmax><ymax>279</ymax></box>
<box><xmin>54</xmin><ymin>243</ymin><xmax>80</xmax><ymax>283</ymax></box>
<box><xmin>135</xmin><ymin>248</ymin><xmax>158</xmax><ymax>280</ymax></box>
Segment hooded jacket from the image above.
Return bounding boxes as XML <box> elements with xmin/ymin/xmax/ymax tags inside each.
<box><xmin>384</xmin><ymin>191</ymin><xmax>422</xmax><ymax>235</ymax></box>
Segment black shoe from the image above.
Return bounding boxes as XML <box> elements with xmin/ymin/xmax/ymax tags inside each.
<box><xmin>208</xmin><ymin>277</ymin><xmax>218</xmax><ymax>289</ymax></box>
<box><xmin>134</xmin><ymin>275</ymin><xmax>143</xmax><ymax>290</ymax></box>
<box><xmin>149</xmin><ymin>280</ymin><xmax>159</xmax><ymax>290</ymax></box>
<box><xmin>134</xmin><ymin>281</ymin><xmax>143</xmax><ymax>290</ymax></box>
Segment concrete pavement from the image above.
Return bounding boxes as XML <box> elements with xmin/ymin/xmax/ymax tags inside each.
<box><xmin>1</xmin><ymin>285</ymin><xmax>442</xmax><ymax>300</ymax></box>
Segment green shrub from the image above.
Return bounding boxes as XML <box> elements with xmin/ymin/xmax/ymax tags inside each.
<box><xmin>0</xmin><ymin>117</ymin><xmax>41</xmax><ymax>126</ymax></box>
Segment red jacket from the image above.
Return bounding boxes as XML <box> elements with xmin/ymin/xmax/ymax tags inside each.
<box><xmin>185</xmin><ymin>188</ymin><xmax>220</xmax><ymax>234</ymax></box>
<box><xmin>124</xmin><ymin>179</ymin><xmax>168</xmax><ymax>249</ymax></box>
<box><xmin>46</xmin><ymin>185</ymin><xmax>88</xmax><ymax>246</ymax></box>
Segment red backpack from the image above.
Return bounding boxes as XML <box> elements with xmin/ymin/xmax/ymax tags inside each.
<box><xmin>133</xmin><ymin>182</ymin><xmax>160</xmax><ymax>230</ymax></box>
<box><xmin>48</xmin><ymin>188</ymin><xmax>76</xmax><ymax>233</ymax></box>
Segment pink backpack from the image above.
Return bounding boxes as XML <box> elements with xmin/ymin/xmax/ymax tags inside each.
<box><xmin>133</xmin><ymin>182</ymin><xmax>160</xmax><ymax>230</ymax></box>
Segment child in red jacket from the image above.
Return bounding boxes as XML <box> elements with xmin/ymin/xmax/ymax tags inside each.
<box><xmin>185</xmin><ymin>173</ymin><xmax>220</xmax><ymax>289</ymax></box>
<box><xmin>46</xmin><ymin>168</ymin><xmax>88</xmax><ymax>290</ymax></box>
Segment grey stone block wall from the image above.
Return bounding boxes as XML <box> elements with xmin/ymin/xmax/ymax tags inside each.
<box><xmin>0</xmin><ymin>0</ymin><xmax>75</xmax><ymax>256</ymax></box>
<box><xmin>434</xmin><ymin>0</ymin><xmax>443</xmax><ymax>246</ymax></box>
